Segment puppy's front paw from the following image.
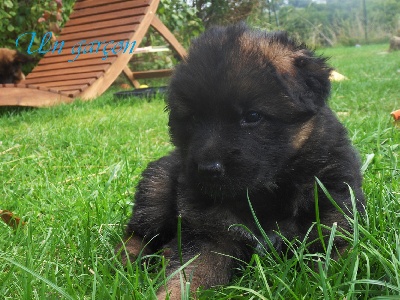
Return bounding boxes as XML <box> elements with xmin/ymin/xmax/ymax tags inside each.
<box><xmin>156</xmin><ymin>277</ymin><xmax>190</xmax><ymax>300</ymax></box>
<box><xmin>267</xmin><ymin>232</ymin><xmax>282</xmax><ymax>250</ymax></box>
<box><xmin>255</xmin><ymin>232</ymin><xmax>283</xmax><ymax>255</ymax></box>
<box><xmin>157</xmin><ymin>287</ymin><xmax>180</xmax><ymax>300</ymax></box>
<box><xmin>115</xmin><ymin>235</ymin><xmax>151</xmax><ymax>265</ymax></box>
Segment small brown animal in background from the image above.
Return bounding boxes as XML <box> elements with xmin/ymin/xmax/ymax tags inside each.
<box><xmin>117</xmin><ymin>24</ymin><xmax>365</xmax><ymax>299</ymax></box>
<box><xmin>0</xmin><ymin>48</ymin><xmax>33</xmax><ymax>84</ymax></box>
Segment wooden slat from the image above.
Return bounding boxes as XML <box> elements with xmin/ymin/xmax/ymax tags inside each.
<box><xmin>61</xmin><ymin>16</ymin><xmax>143</xmax><ymax>35</ymax></box>
<box><xmin>133</xmin><ymin>46</ymin><xmax>170</xmax><ymax>54</ymax></box>
<box><xmin>53</xmin><ymin>32</ymin><xmax>135</xmax><ymax>48</ymax></box>
<box><xmin>39</xmin><ymin>78</ymin><xmax>96</xmax><ymax>88</ymax></box>
<box><xmin>55</xmin><ymin>31</ymin><xmax>134</xmax><ymax>44</ymax></box>
<box><xmin>73</xmin><ymin>0</ymin><xmax>128</xmax><ymax>10</ymax></box>
<box><xmin>2</xmin><ymin>83</ymin><xmax>16</xmax><ymax>88</ymax></box>
<box><xmin>61</xmin><ymin>90</ymin><xmax>81</xmax><ymax>97</ymax></box>
<box><xmin>38</xmin><ymin>52</ymin><xmax>118</xmax><ymax>64</ymax></box>
<box><xmin>22</xmin><ymin>84</ymin><xmax>58</xmax><ymax>93</ymax></box>
<box><xmin>57</xmin><ymin>41</ymin><xmax>132</xmax><ymax>53</ymax></box>
<box><xmin>69</xmin><ymin>1</ymin><xmax>151</xmax><ymax>19</ymax></box>
<box><xmin>64</xmin><ymin>7</ymin><xmax>148</xmax><ymax>26</ymax></box>
<box><xmin>73</xmin><ymin>0</ymin><xmax>151</xmax><ymax>12</ymax></box>
<box><xmin>60</xmin><ymin>24</ymin><xmax>140</xmax><ymax>42</ymax></box>
<box><xmin>131</xmin><ymin>69</ymin><xmax>172</xmax><ymax>79</ymax></box>
<box><xmin>0</xmin><ymin>87</ymin><xmax>73</xmax><ymax>107</ymax></box>
<box><xmin>40</xmin><ymin>38</ymin><xmax>139</xmax><ymax>60</ymax></box>
<box><xmin>44</xmin><ymin>54</ymin><xmax>117</xmax><ymax>64</ymax></box>
<box><xmin>25</xmin><ymin>65</ymin><xmax>109</xmax><ymax>79</ymax></box>
<box><xmin>25</xmin><ymin>72</ymin><xmax>102</xmax><ymax>83</ymax></box>
<box><xmin>32</xmin><ymin>57</ymin><xmax>114</xmax><ymax>72</ymax></box>
<box><xmin>48</xmin><ymin>87</ymin><xmax>63</xmax><ymax>94</ymax></box>
<box><xmin>52</xmin><ymin>84</ymin><xmax>89</xmax><ymax>91</ymax></box>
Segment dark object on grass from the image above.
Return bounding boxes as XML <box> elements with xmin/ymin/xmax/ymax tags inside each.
<box><xmin>114</xmin><ymin>86</ymin><xmax>167</xmax><ymax>99</ymax></box>
<box><xmin>0</xmin><ymin>48</ymin><xmax>34</xmax><ymax>84</ymax></box>
<box><xmin>389</xmin><ymin>36</ymin><xmax>400</xmax><ymax>51</ymax></box>
<box><xmin>0</xmin><ymin>210</ymin><xmax>26</xmax><ymax>229</ymax></box>
<box><xmin>117</xmin><ymin>24</ymin><xmax>365</xmax><ymax>299</ymax></box>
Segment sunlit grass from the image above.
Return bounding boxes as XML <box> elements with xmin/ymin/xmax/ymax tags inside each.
<box><xmin>0</xmin><ymin>43</ymin><xmax>399</xmax><ymax>299</ymax></box>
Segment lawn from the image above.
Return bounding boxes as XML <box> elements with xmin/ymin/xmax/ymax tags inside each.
<box><xmin>0</xmin><ymin>44</ymin><xmax>399</xmax><ymax>299</ymax></box>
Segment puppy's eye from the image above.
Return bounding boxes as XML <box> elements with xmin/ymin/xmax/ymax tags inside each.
<box><xmin>241</xmin><ymin>111</ymin><xmax>263</xmax><ymax>125</ymax></box>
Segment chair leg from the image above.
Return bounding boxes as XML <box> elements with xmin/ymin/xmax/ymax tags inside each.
<box><xmin>121</xmin><ymin>15</ymin><xmax>187</xmax><ymax>89</ymax></box>
<box><xmin>123</xmin><ymin>66</ymin><xmax>141</xmax><ymax>88</ymax></box>
<box><xmin>150</xmin><ymin>15</ymin><xmax>187</xmax><ymax>59</ymax></box>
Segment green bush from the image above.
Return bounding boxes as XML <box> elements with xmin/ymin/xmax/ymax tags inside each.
<box><xmin>0</xmin><ymin>0</ymin><xmax>75</xmax><ymax>73</ymax></box>
<box><xmin>158</xmin><ymin>0</ymin><xmax>204</xmax><ymax>47</ymax></box>
<box><xmin>0</xmin><ymin>0</ymin><xmax>75</xmax><ymax>48</ymax></box>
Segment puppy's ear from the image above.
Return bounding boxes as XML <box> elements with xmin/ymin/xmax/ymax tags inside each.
<box><xmin>294</xmin><ymin>52</ymin><xmax>332</xmax><ymax>106</ymax></box>
<box><xmin>15</xmin><ymin>51</ymin><xmax>34</xmax><ymax>63</ymax></box>
<box><xmin>278</xmin><ymin>49</ymin><xmax>332</xmax><ymax>112</ymax></box>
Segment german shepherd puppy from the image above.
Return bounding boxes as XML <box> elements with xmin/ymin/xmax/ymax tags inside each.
<box><xmin>117</xmin><ymin>24</ymin><xmax>364</xmax><ymax>299</ymax></box>
<box><xmin>0</xmin><ymin>48</ymin><xmax>33</xmax><ymax>84</ymax></box>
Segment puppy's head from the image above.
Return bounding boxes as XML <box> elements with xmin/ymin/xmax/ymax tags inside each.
<box><xmin>167</xmin><ymin>24</ymin><xmax>332</xmax><ymax>197</ymax></box>
<box><xmin>0</xmin><ymin>48</ymin><xmax>33</xmax><ymax>84</ymax></box>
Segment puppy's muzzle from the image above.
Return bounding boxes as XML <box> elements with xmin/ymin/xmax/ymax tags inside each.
<box><xmin>197</xmin><ymin>161</ymin><xmax>225</xmax><ymax>179</ymax></box>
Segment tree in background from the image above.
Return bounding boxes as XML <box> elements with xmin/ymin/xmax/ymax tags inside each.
<box><xmin>157</xmin><ymin>0</ymin><xmax>204</xmax><ymax>47</ymax></box>
<box><xmin>249</xmin><ymin>0</ymin><xmax>400</xmax><ymax>47</ymax></box>
<box><xmin>190</xmin><ymin>0</ymin><xmax>259</xmax><ymax>27</ymax></box>
<box><xmin>2</xmin><ymin>0</ymin><xmax>400</xmax><ymax>57</ymax></box>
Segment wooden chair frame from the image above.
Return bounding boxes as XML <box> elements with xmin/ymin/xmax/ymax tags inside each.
<box><xmin>0</xmin><ymin>0</ymin><xmax>186</xmax><ymax>107</ymax></box>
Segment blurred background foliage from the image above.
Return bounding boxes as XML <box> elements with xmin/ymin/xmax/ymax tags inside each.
<box><xmin>2</xmin><ymin>0</ymin><xmax>399</xmax><ymax>49</ymax></box>
<box><xmin>189</xmin><ymin>0</ymin><xmax>400</xmax><ymax>47</ymax></box>
<box><xmin>1</xmin><ymin>0</ymin><xmax>399</xmax><ymax>79</ymax></box>
<box><xmin>0</xmin><ymin>0</ymin><xmax>75</xmax><ymax>50</ymax></box>
<box><xmin>248</xmin><ymin>0</ymin><xmax>400</xmax><ymax>47</ymax></box>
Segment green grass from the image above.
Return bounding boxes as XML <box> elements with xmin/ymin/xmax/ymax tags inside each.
<box><xmin>0</xmin><ymin>44</ymin><xmax>399</xmax><ymax>299</ymax></box>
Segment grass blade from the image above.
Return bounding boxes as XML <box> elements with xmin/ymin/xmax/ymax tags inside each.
<box><xmin>0</xmin><ymin>255</ymin><xmax>75</xmax><ymax>300</ymax></box>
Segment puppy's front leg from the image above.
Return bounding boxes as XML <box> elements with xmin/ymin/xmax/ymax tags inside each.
<box><xmin>116</xmin><ymin>234</ymin><xmax>153</xmax><ymax>266</ymax></box>
<box><xmin>117</xmin><ymin>151</ymin><xmax>181</xmax><ymax>263</ymax></box>
<box><xmin>158</xmin><ymin>239</ymin><xmax>237</xmax><ymax>300</ymax></box>
<box><xmin>268</xmin><ymin>209</ymin><xmax>350</xmax><ymax>255</ymax></box>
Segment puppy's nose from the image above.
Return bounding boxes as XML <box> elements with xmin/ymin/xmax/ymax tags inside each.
<box><xmin>197</xmin><ymin>162</ymin><xmax>225</xmax><ymax>178</ymax></box>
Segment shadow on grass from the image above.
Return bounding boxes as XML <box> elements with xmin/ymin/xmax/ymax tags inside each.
<box><xmin>0</xmin><ymin>106</ymin><xmax>36</xmax><ymax>117</ymax></box>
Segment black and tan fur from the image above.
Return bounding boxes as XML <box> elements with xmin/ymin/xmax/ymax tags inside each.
<box><xmin>0</xmin><ymin>48</ymin><xmax>33</xmax><ymax>84</ymax></box>
<box><xmin>117</xmin><ymin>24</ymin><xmax>364</xmax><ymax>299</ymax></box>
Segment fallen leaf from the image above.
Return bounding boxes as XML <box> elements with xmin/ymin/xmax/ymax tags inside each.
<box><xmin>119</xmin><ymin>83</ymin><xmax>131</xmax><ymax>90</ymax></box>
<box><xmin>329</xmin><ymin>70</ymin><xmax>348</xmax><ymax>82</ymax></box>
<box><xmin>0</xmin><ymin>210</ymin><xmax>26</xmax><ymax>229</ymax></box>
<box><xmin>391</xmin><ymin>109</ymin><xmax>400</xmax><ymax>121</ymax></box>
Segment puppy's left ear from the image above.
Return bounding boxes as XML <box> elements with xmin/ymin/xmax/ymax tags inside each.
<box><xmin>15</xmin><ymin>51</ymin><xmax>35</xmax><ymax>64</ymax></box>
<box><xmin>278</xmin><ymin>49</ymin><xmax>332</xmax><ymax>112</ymax></box>
<box><xmin>292</xmin><ymin>51</ymin><xmax>332</xmax><ymax>109</ymax></box>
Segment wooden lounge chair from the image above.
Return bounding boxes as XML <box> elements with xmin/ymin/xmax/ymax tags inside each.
<box><xmin>0</xmin><ymin>0</ymin><xmax>186</xmax><ymax>107</ymax></box>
